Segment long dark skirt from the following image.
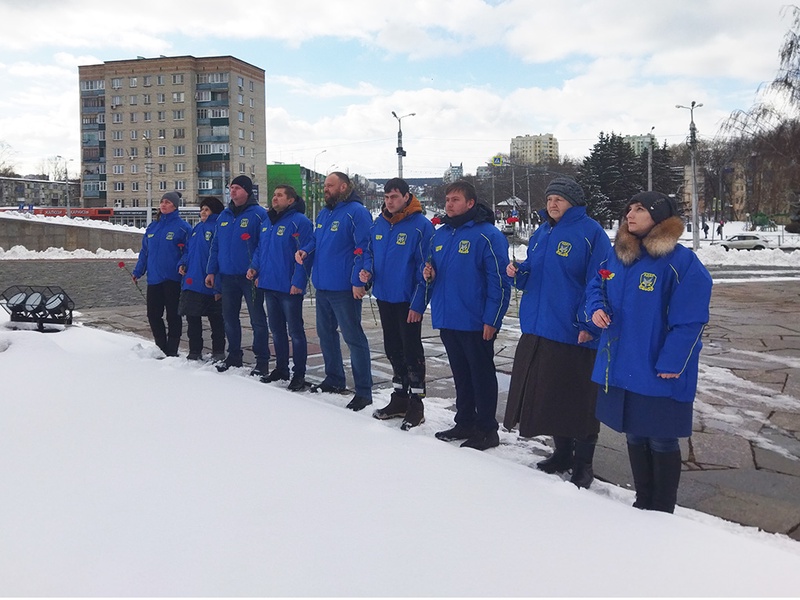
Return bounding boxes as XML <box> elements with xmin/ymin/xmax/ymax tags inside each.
<box><xmin>503</xmin><ymin>334</ymin><xmax>600</xmax><ymax>438</ymax></box>
<box><xmin>596</xmin><ymin>385</ymin><xmax>693</xmax><ymax>438</ymax></box>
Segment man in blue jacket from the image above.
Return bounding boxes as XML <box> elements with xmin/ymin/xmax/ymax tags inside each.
<box><xmin>295</xmin><ymin>171</ymin><xmax>374</xmax><ymax>411</ymax></box>
<box><xmin>423</xmin><ymin>180</ymin><xmax>511</xmax><ymax>450</ymax></box>
<box><xmin>248</xmin><ymin>185</ymin><xmax>314</xmax><ymax>391</ymax></box>
<box><xmin>359</xmin><ymin>178</ymin><xmax>433</xmax><ymax>430</ymax></box>
<box><xmin>205</xmin><ymin>175</ymin><xmax>270</xmax><ymax>376</ymax></box>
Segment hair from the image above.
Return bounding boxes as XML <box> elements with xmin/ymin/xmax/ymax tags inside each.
<box><xmin>199</xmin><ymin>196</ymin><xmax>224</xmax><ymax>215</ymax></box>
<box><xmin>445</xmin><ymin>180</ymin><xmax>477</xmax><ymax>203</ymax></box>
<box><xmin>329</xmin><ymin>171</ymin><xmax>351</xmax><ymax>186</ymax></box>
<box><xmin>275</xmin><ymin>184</ymin><xmax>301</xmax><ymax>202</ymax></box>
<box><xmin>383</xmin><ymin>177</ymin><xmax>409</xmax><ymax>197</ymax></box>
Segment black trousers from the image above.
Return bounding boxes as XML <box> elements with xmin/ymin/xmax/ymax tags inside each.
<box><xmin>377</xmin><ymin>300</ymin><xmax>426</xmax><ymax>396</ymax></box>
<box><xmin>146</xmin><ymin>280</ymin><xmax>182</xmax><ymax>354</ymax></box>
<box><xmin>186</xmin><ymin>313</ymin><xmax>225</xmax><ymax>355</ymax></box>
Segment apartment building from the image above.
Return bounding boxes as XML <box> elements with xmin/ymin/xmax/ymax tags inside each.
<box><xmin>78</xmin><ymin>55</ymin><xmax>266</xmax><ymax>209</ymax></box>
<box><xmin>509</xmin><ymin>133</ymin><xmax>559</xmax><ymax>165</ymax></box>
<box><xmin>623</xmin><ymin>134</ymin><xmax>656</xmax><ymax>156</ymax></box>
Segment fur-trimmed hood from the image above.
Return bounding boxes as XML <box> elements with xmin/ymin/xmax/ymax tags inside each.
<box><xmin>613</xmin><ymin>215</ymin><xmax>685</xmax><ymax>265</ymax></box>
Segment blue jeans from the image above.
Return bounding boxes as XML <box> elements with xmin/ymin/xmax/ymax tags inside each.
<box><xmin>265</xmin><ymin>290</ymin><xmax>307</xmax><ymax>375</ymax></box>
<box><xmin>315</xmin><ymin>289</ymin><xmax>373</xmax><ymax>398</ymax></box>
<box><xmin>220</xmin><ymin>273</ymin><xmax>270</xmax><ymax>365</ymax></box>
<box><xmin>626</xmin><ymin>434</ymin><xmax>680</xmax><ymax>453</ymax></box>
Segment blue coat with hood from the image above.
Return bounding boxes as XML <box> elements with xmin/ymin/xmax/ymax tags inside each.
<box><xmin>207</xmin><ymin>194</ymin><xmax>268</xmax><ymax>276</ymax></box>
<box><xmin>425</xmin><ymin>203</ymin><xmax>511</xmax><ymax>332</ymax></box>
<box><xmin>300</xmin><ymin>190</ymin><xmax>373</xmax><ymax>292</ymax></box>
<box><xmin>585</xmin><ymin>215</ymin><xmax>712</xmax><ymax>403</ymax></box>
<box><xmin>132</xmin><ymin>210</ymin><xmax>191</xmax><ymax>284</ymax></box>
<box><xmin>367</xmin><ymin>195</ymin><xmax>433</xmax><ymax>310</ymax></box>
<box><xmin>512</xmin><ymin>205</ymin><xmax>611</xmax><ymax>348</ymax></box>
<box><xmin>179</xmin><ymin>213</ymin><xmax>220</xmax><ymax>295</ymax></box>
<box><xmin>250</xmin><ymin>198</ymin><xmax>314</xmax><ymax>294</ymax></box>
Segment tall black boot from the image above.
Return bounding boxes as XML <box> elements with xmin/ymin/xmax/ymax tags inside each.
<box><xmin>570</xmin><ymin>434</ymin><xmax>597</xmax><ymax>489</ymax></box>
<box><xmin>651</xmin><ymin>450</ymin><xmax>682</xmax><ymax>513</ymax></box>
<box><xmin>164</xmin><ymin>337</ymin><xmax>181</xmax><ymax>357</ymax></box>
<box><xmin>627</xmin><ymin>443</ymin><xmax>654</xmax><ymax>509</ymax></box>
<box><xmin>537</xmin><ymin>436</ymin><xmax>574</xmax><ymax>474</ymax></box>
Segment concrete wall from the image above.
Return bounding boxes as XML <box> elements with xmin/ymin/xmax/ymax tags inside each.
<box><xmin>0</xmin><ymin>218</ymin><xmax>142</xmax><ymax>252</ymax></box>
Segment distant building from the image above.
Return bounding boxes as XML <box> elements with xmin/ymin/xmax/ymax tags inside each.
<box><xmin>78</xmin><ymin>55</ymin><xmax>266</xmax><ymax>209</ymax></box>
<box><xmin>443</xmin><ymin>163</ymin><xmax>463</xmax><ymax>183</ymax></box>
<box><xmin>0</xmin><ymin>176</ymin><xmax>80</xmax><ymax>208</ymax></box>
<box><xmin>623</xmin><ymin>134</ymin><xmax>655</xmax><ymax>156</ymax></box>
<box><xmin>509</xmin><ymin>134</ymin><xmax>559</xmax><ymax>165</ymax></box>
<box><xmin>476</xmin><ymin>165</ymin><xmax>493</xmax><ymax>180</ymax></box>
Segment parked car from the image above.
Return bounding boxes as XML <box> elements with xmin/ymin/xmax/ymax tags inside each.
<box><xmin>710</xmin><ymin>234</ymin><xmax>773</xmax><ymax>251</ymax></box>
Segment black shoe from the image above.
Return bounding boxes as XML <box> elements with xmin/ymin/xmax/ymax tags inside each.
<box><xmin>211</xmin><ymin>352</ymin><xmax>226</xmax><ymax>363</ymax></box>
<box><xmin>250</xmin><ymin>362</ymin><xmax>270</xmax><ymax>378</ymax></box>
<box><xmin>216</xmin><ymin>355</ymin><xmax>243</xmax><ymax>372</ymax></box>
<box><xmin>346</xmin><ymin>395</ymin><xmax>373</xmax><ymax>411</ymax></box>
<box><xmin>287</xmin><ymin>373</ymin><xmax>308</xmax><ymax>391</ymax></box>
<box><xmin>569</xmin><ymin>437</ymin><xmax>597</xmax><ymax>489</ymax></box>
<box><xmin>261</xmin><ymin>368</ymin><xmax>290</xmax><ymax>383</ymax></box>
<box><xmin>460</xmin><ymin>429</ymin><xmax>500</xmax><ymax>451</ymax></box>
<box><xmin>570</xmin><ymin>464</ymin><xmax>594</xmax><ymax>489</ymax></box>
<box><xmin>400</xmin><ymin>395</ymin><xmax>425</xmax><ymax>431</ymax></box>
<box><xmin>310</xmin><ymin>382</ymin><xmax>348</xmax><ymax>394</ymax></box>
<box><xmin>372</xmin><ymin>392</ymin><xmax>409</xmax><ymax>420</ymax></box>
<box><xmin>435</xmin><ymin>424</ymin><xmax>477</xmax><ymax>442</ymax></box>
<box><xmin>187</xmin><ymin>352</ymin><xmax>202</xmax><ymax>361</ymax></box>
<box><xmin>536</xmin><ymin>436</ymin><xmax>574</xmax><ymax>474</ymax></box>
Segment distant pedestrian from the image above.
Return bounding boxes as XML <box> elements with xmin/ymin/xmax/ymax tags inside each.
<box><xmin>588</xmin><ymin>191</ymin><xmax>712</xmax><ymax>513</ymax></box>
<box><xmin>132</xmin><ymin>191</ymin><xmax>191</xmax><ymax>357</ymax></box>
<box><xmin>178</xmin><ymin>196</ymin><xmax>225</xmax><ymax>361</ymax></box>
<box><xmin>716</xmin><ymin>222</ymin><xmax>723</xmax><ymax>238</ymax></box>
<box><xmin>247</xmin><ymin>185</ymin><xmax>314</xmax><ymax>391</ymax></box>
<box><xmin>360</xmin><ymin>178</ymin><xmax>434</xmax><ymax>430</ymax></box>
<box><xmin>702</xmin><ymin>222</ymin><xmax>709</xmax><ymax>239</ymax></box>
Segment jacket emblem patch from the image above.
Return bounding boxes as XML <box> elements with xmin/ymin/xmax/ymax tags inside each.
<box><xmin>396</xmin><ymin>233</ymin><xmax>407</xmax><ymax>245</ymax></box>
<box><xmin>458</xmin><ymin>240</ymin><xmax>470</xmax><ymax>254</ymax></box>
<box><xmin>639</xmin><ymin>272</ymin><xmax>657</xmax><ymax>292</ymax></box>
<box><xmin>277</xmin><ymin>225</ymin><xmax>286</xmax><ymax>236</ymax></box>
<box><xmin>204</xmin><ymin>231</ymin><xmax>212</xmax><ymax>241</ymax></box>
<box><xmin>166</xmin><ymin>231</ymin><xmax>174</xmax><ymax>240</ymax></box>
<box><xmin>220</xmin><ymin>221</ymin><xmax>229</xmax><ymax>227</ymax></box>
<box><xmin>240</xmin><ymin>218</ymin><xmax>249</xmax><ymax>228</ymax></box>
<box><xmin>330</xmin><ymin>221</ymin><xmax>340</xmax><ymax>232</ymax></box>
<box><xmin>556</xmin><ymin>241</ymin><xmax>572</xmax><ymax>257</ymax></box>
<box><xmin>375</xmin><ymin>234</ymin><xmax>383</xmax><ymax>240</ymax></box>
<box><xmin>435</xmin><ymin>244</ymin><xmax>443</xmax><ymax>252</ymax></box>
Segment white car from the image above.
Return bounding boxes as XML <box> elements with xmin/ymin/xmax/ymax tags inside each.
<box><xmin>710</xmin><ymin>234</ymin><xmax>772</xmax><ymax>251</ymax></box>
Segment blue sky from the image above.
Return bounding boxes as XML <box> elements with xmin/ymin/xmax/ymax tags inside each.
<box><xmin>0</xmin><ymin>0</ymin><xmax>794</xmax><ymax>181</ymax></box>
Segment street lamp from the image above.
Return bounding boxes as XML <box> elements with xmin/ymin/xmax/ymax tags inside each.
<box><xmin>143</xmin><ymin>134</ymin><xmax>154</xmax><ymax>227</ymax></box>
<box><xmin>647</xmin><ymin>126</ymin><xmax>655</xmax><ymax>192</ymax></box>
<box><xmin>56</xmin><ymin>155</ymin><xmax>74</xmax><ymax>217</ymax></box>
<box><xmin>676</xmin><ymin>101</ymin><xmax>703</xmax><ymax>251</ymax></box>
<box><xmin>312</xmin><ymin>149</ymin><xmax>327</xmax><ymax>223</ymax></box>
<box><xmin>391</xmin><ymin>111</ymin><xmax>415</xmax><ymax>178</ymax></box>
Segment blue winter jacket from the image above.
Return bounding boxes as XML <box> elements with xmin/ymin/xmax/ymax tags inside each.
<box><xmin>132</xmin><ymin>210</ymin><xmax>191</xmax><ymax>285</ymax></box>
<box><xmin>300</xmin><ymin>191</ymin><xmax>373</xmax><ymax>292</ymax></box>
<box><xmin>367</xmin><ymin>196</ymin><xmax>434</xmax><ymax>310</ymax></box>
<box><xmin>179</xmin><ymin>214</ymin><xmax>220</xmax><ymax>295</ymax></box>
<box><xmin>251</xmin><ymin>199</ymin><xmax>314</xmax><ymax>294</ymax></box>
<box><xmin>207</xmin><ymin>194</ymin><xmax>268</xmax><ymax>276</ymax></box>
<box><xmin>426</xmin><ymin>203</ymin><xmax>511</xmax><ymax>332</ymax></box>
<box><xmin>513</xmin><ymin>206</ymin><xmax>611</xmax><ymax>348</ymax></box>
<box><xmin>586</xmin><ymin>217</ymin><xmax>712</xmax><ymax>402</ymax></box>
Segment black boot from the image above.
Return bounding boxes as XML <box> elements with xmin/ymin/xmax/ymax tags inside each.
<box><xmin>627</xmin><ymin>443</ymin><xmax>654</xmax><ymax>509</ymax></box>
<box><xmin>651</xmin><ymin>450</ymin><xmax>682</xmax><ymax>513</ymax></box>
<box><xmin>372</xmin><ymin>392</ymin><xmax>409</xmax><ymax>420</ymax></box>
<box><xmin>537</xmin><ymin>436</ymin><xmax>574</xmax><ymax>474</ymax></box>
<box><xmin>570</xmin><ymin>435</ymin><xmax>597</xmax><ymax>489</ymax></box>
<box><xmin>164</xmin><ymin>337</ymin><xmax>181</xmax><ymax>357</ymax></box>
<box><xmin>401</xmin><ymin>395</ymin><xmax>425</xmax><ymax>431</ymax></box>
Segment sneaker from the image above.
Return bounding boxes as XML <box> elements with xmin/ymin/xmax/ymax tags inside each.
<box><xmin>372</xmin><ymin>392</ymin><xmax>409</xmax><ymax>420</ymax></box>
<box><xmin>435</xmin><ymin>424</ymin><xmax>477</xmax><ymax>442</ymax></box>
<box><xmin>310</xmin><ymin>382</ymin><xmax>348</xmax><ymax>394</ymax></box>
<box><xmin>250</xmin><ymin>362</ymin><xmax>270</xmax><ymax>378</ymax></box>
<box><xmin>346</xmin><ymin>395</ymin><xmax>373</xmax><ymax>411</ymax></box>
<box><xmin>400</xmin><ymin>396</ymin><xmax>425</xmax><ymax>431</ymax></box>
<box><xmin>460</xmin><ymin>429</ymin><xmax>500</xmax><ymax>451</ymax></box>
<box><xmin>216</xmin><ymin>355</ymin><xmax>243</xmax><ymax>372</ymax></box>
<box><xmin>260</xmin><ymin>368</ymin><xmax>290</xmax><ymax>383</ymax></box>
<box><xmin>287</xmin><ymin>373</ymin><xmax>308</xmax><ymax>391</ymax></box>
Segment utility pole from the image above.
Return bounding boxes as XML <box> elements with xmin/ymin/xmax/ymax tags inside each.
<box><xmin>647</xmin><ymin>126</ymin><xmax>655</xmax><ymax>192</ymax></box>
<box><xmin>677</xmin><ymin>102</ymin><xmax>703</xmax><ymax>251</ymax></box>
<box><xmin>391</xmin><ymin>111</ymin><xmax>415</xmax><ymax>178</ymax></box>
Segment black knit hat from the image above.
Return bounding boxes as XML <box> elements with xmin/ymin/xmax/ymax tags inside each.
<box><xmin>628</xmin><ymin>191</ymin><xmax>678</xmax><ymax>224</ymax></box>
<box><xmin>200</xmin><ymin>196</ymin><xmax>224</xmax><ymax>215</ymax></box>
<box><xmin>545</xmin><ymin>177</ymin><xmax>585</xmax><ymax>206</ymax></box>
<box><xmin>230</xmin><ymin>175</ymin><xmax>253</xmax><ymax>195</ymax></box>
<box><xmin>161</xmin><ymin>191</ymin><xmax>181</xmax><ymax>209</ymax></box>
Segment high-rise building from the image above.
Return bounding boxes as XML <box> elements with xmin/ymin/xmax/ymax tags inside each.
<box><xmin>78</xmin><ymin>55</ymin><xmax>266</xmax><ymax>210</ymax></box>
<box><xmin>623</xmin><ymin>134</ymin><xmax>655</xmax><ymax>156</ymax></box>
<box><xmin>509</xmin><ymin>134</ymin><xmax>559</xmax><ymax>165</ymax></box>
<box><xmin>443</xmin><ymin>162</ymin><xmax>463</xmax><ymax>183</ymax></box>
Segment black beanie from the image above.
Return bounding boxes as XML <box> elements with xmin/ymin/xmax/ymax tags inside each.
<box><xmin>628</xmin><ymin>191</ymin><xmax>678</xmax><ymax>224</ymax></box>
<box><xmin>545</xmin><ymin>177</ymin><xmax>585</xmax><ymax>206</ymax></box>
<box><xmin>230</xmin><ymin>175</ymin><xmax>253</xmax><ymax>195</ymax></box>
<box><xmin>161</xmin><ymin>191</ymin><xmax>181</xmax><ymax>209</ymax></box>
<box><xmin>200</xmin><ymin>196</ymin><xmax>224</xmax><ymax>215</ymax></box>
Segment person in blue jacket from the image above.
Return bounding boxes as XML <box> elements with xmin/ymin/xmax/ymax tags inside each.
<box><xmin>131</xmin><ymin>191</ymin><xmax>191</xmax><ymax>357</ymax></box>
<box><xmin>295</xmin><ymin>171</ymin><xmax>374</xmax><ymax>411</ymax></box>
<box><xmin>423</xmin><ymin>180</ymin><xmax>511</xmax><ymax>451</ymax></box>
<box><xmin>588</xmin><ymin>191</ymin><xmax>712</xmax><ymax>513</ymax></box>
<box><xmin>247</xmin><ymin>185</ymin><xmax>313</xmax><ymax>391</ymax></box>
<box><xmin>178</xmin><ymin>196</ymin><xmax>225</xmax><ymax>361</ymax></box>
<box><xmin>205</xmin><ymin>175</ymin><xmax>270</xmax><ymax>376</ymax></box>
<box><xmin>359</xmin><ymin>177</ymin><xmax>434</xmax><ymax>430</ymax></box>
<box><xmin>504</xmin><ymin>177</ymin><xmax>612</xmax><ymax>488</ymax></box>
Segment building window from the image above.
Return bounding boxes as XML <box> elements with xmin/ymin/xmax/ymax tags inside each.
<box><xmin>174</xmin><ymin>145</ymin><xmax>186</xmax><ymax>156</ymax></box>
<box><xmin>157</xmin><ymin>93</ymin><xmax>165</xmax><ymax>104</ymax></box>
<box><xmin>131</xmin><ymin>164</ymin><xmax>139</xmax><ymax>174</ymax></box>
<box><xmin>210</xmin><ymin>108</ymin><xmax>228</xmax><ymax>118</ymax></box>
<box><xmin>238</xmin><ymin>146</ymin><xmax>245</xmax><ymax>157</ymax></box>
<box><xmin>250</xmin><ymin>131</ymin><xmax>254</xmax><ymax>142</ymax></box>
<box><xmin>238</xmin><ymin>93</ymin><xmax>244</xmax><ymax>105</ymax></box>
<box><xmin>176</xmin><ymin>180</ymin><xmax>186</xmax><ymax>191</ymax></box>
<box><xmin>80</xmin><ymin>79</ymin><xmax>105</xmax><ymax>91</ymax></box>
<box><xmin>238</xmin><ymin>128</ymin><xmax>244</xmax><ymax>139</ymax></box>
<box><xmin>98</xmin><ymin>131</ymin><xmax>105</xmax><ymax>141</ymax></box>
<box><xmin>238</xmin><ymin>111</ymin><xmax>244</xmax><ymax>122</ymax></box>
<box><xmin>111</xmin><ymin>130</ymin><xmax>123</xmax><ymax>141</ymax></box>
<box><xmin>158</xmin><ymin>128</ymin><xmax>166</xmax><ymax>138</ymax></box>
<box><xmin>130</xmin><ymin>113</ymin><xmax>138</xmax><ymax>123</ymax></box>
<box><xmin>249</xmin><ymin>98</ymin><xmax>254</xmax><ymax>108</ymax></box>
<box><xmin>159</xmin><ymin>181</ymin><xmax>167</xmax><ymax>191</ymax></box>
<box><xmin>130</xmin><ymin>130</ymin><xmax>138</xmax><ymax>140</ymax></box>
<box><xmin>197</xmin><ymin>108</ymin><xmax>208</xmax><ymax>120</ymax></box>
<box><xmin>129</xmin><ymin>147</ymin><xmax>138</xmax><ymax>157</ymax></box>
<box><xmin>114</xmin><ymin>182</ymin><xmax>125</xmax><ymax>192</ymax></box>
<box><xmin>237</xmin><ymin>76</ymin><xmax>244</xmax><ymax>87</ymax></box>
<box><xmin>129</xmin><ymin>95</ymin><xmax>138</xmax><ymax>105</ymax></box>
<box><xmin>158</xmin><ymin>146</ymin><xmax>167</xmax><ymax>156</ymax></box>
<box><xmin>143</xmin><ymin>94</ymin><xmax>151</xmax><ymax>105</ymax></box>
<box><xmin>158</xmin><ymin>163</ymin><xmax>167</xmax><ymax>173</ymax></box>
<box><xmin>111</xmin><ymin>95</ymin><xmax>122</xmax><ymax>106</ymax></box>
<box><xmin>131</xmin><ymin>181</ymin><xmax>139</xmax><ymax>191</ymax></box>
<box><xmin>249</xmin><ymin>81</ymin><xmax>254</xmax><ymax>92</ymax></box>
<box><xmin>97</xmin><ymin>113</ymin><xmax>105</xmax><ymax>124</ymax></box>
<box><xmin>173</xmin><ymin>109</ymin><xmax>185</xmax><ymax>120</ymax></box>
<box><xmin>199</xmin><ymin>178</ymin><xmax>213</xmax><ymax>190</ymax></box>
<box><xmin>143</xmin><ymin>75</ymin><xmax>152</xmax><ymax>87</ymax></box>
<box><xmin>111</xmin><ymin>78</ymin><xmax>122</xmax><ymax>89</ymax></box>
<box><xmin>129</xmin><ymin>77</ymin><xmax>137</xmax><ymax>88</ymax></box>
<box><xmin>143</xmin><ymin>111</ymin><xmax>151</xmax><ymax>122</ymax></box>
<box><xmin>172</xmin><ymin>91</ymin><xmax>185</xmax><ymax>103</ymax></box>
<box><xmin>249</xmin><ymin>114</ymin><xmax>254</xmax><ymax>125</ymax></box>
<box><xmin>173</xmin><ymin>128</ymin><xmax>185</xmax><ymax>138</ymax></box>
<box><xmin>157</xmin><ymin>75</ymin><xmax>164</xmax><ymax>85</ymax></box>
<box><xmin>112</xmin><ymin>113</ymin><xmax>123</xmax><ymax>124</ymax></box>
<box><xmin>172</xmin><ymin>73</ymin><xmax>184</xmax><ymax>85</ymax></box>
<box><xmin>98</xmin><ymin>164</ymin><xmax>106</xmax><ymax>175</ymax></box>
<box><xmin>157</xmin><ymin>111</ymin><xmax>166</xmax><ymax>122</ymax></box>
<box><xmin>112</xmin><ymin>164</ymin><xmax>124</xmax><ymax>174</ymax></box>
<box><xmin>196</xmin><ymin>90</ymin><xmax>212</xmax><ymax>101</ymax></box>
<box><xmin>175</xmin><ymin>162</ymin><xmax>186</xmax><ymax>172</ymax></box>
<box><xmin>239</xmin><ymin>162</ymin><xmax>246</xmax><ymax>174</ymax></box>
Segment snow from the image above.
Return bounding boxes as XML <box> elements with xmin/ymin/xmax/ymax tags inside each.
<box><xmin>0</xmin><ymin>208</ymin><xmax>145</xmax><ymax>233</ymax></box>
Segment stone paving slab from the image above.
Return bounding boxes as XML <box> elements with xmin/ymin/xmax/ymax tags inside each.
<box><xmin>689</xmin><ymin>432</ymin><xmax>754</xmax><ymax>469</ymax></box>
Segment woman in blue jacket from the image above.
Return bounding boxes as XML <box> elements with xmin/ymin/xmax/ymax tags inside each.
<box><xmin>504</xmin><ymin>177</ymin><xmax>611</xmax><ymax>488</ymax></box>
<box><xmin>131</xmin><ymin>191</ymin><xmax>191</xmax><ymax>356</ymax></box>
<box><xmin>588</xmin><ymin>191</ymin><xmax>712</xmax><ymax>513</ymax></box>
<box><xmin>178</xmin><ymin>196</ymin><xmax>225</xmax><ymax>361</ymax></box>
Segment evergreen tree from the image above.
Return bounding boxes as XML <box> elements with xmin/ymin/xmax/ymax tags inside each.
<box><xmin>578</xmin><ymin>132</ymin><xmax>642</xmax><ymax>223</ymax></box>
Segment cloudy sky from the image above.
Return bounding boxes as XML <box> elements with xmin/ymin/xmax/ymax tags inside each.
<box><xmin>0</xmin><ymin>0</ymin><xmax>794</xmax><ymax>180</ymax></box>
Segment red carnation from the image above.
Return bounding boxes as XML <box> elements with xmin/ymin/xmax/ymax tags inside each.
<box><xmin>599</xmin><ymin>269</ymin><xmax>615</xmax><ymax>281</ymax></box>
<box><xmin>177</xmin><ymin>243</ymin><xmax>185</xmax><ymax>248</ymax></box>
<box><xmin>117</xmin><ymin>261</ymin><xmax>125</xmax><ymax>268</ymax></box>
<box><xmin>353</xmin><ymin>248</ymin><xmax>363</xmax><ymax>256</ymax></box>
<box><xmin>186</xmin><ymin>277</ymin><xmax>193</xmax><ymax>285</ymax></box>
<box><xmin>241</xmin><ymin>233</ymin><xmax>251</xmax><ymax>241</ymax></box>
<box><xmin>431</xmin><ymin>217</ymin><xmax>441</xmax><ymax>225</ymax></box>
<box><xmin>292</xmin><ymin>232</ymin><xmax>300</xmax><ymax>238</ymax></box>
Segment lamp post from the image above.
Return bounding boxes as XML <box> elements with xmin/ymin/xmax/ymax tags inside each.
<box><xmin>391</xmin><ymin>111</ymin><xmax>415</xmax><ymax>178</ymax></box>
<box><xmin>143</xmin><ymin>134</ymin><xmax>154</xmax><ymax>227</ymax></box>
<box><xmin>55</xmin><ymin>155</ymin><xmax>73</xmax><ymax>217</ymax></box>
<box><xmin>676</xmin><ymin>101</ymin><xmax>703</xmax><ymax>251</ymax></box>
<box><xmin>647</xmin><ymin>126</ymin><xmax>655</xmax><ymax>192</ymax></box>
<box><xmin>312</xmin><ymin>149</ymin><xmax>327</xmax><ymax>223</ymax></box>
